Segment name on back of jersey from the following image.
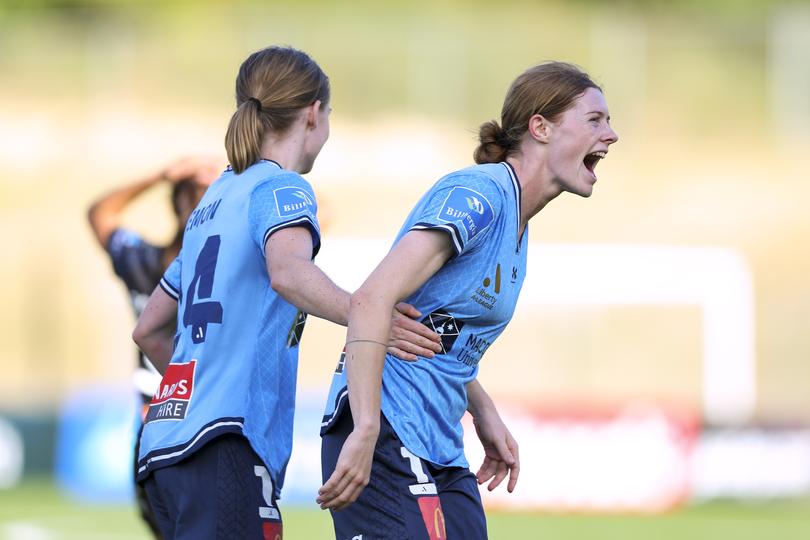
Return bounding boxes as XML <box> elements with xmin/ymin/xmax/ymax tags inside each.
<box><xmin>186</xmin><ymin>198</ymin><xmax>222</xmax><ymax>232</ymax></box>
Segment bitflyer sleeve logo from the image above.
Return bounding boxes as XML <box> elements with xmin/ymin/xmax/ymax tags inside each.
<box><xmin>436</xmin><ymin>187</ymin><xmax>494</xmax><ymax>241</ymax></box>
<box><xmin>273</xmin><ymin>186</ymin><xmax>315</xmax><ymax>217</ymax></box>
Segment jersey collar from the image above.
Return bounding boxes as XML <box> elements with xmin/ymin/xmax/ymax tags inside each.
<box><xmin>502</xmin><ymin>161</ymin><xmax>523</xmax><ymax>253</ymax></box>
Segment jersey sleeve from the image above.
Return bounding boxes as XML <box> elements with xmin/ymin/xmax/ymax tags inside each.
<box><xmin>248</xmin><ymin>173</ymin><xmax>322</xmax><ymax>258</ymax></box>
<box><xmin>106</xmin><ymin>228</ymin><xmax>165</xmax><ymax>295</ymax></box>
<box><xmin>159</xmin><ymin>255</ymin><xmax>182</xmax><ymax>301</ymax></box>
<box><xmin>408</xmin><ymin>173</ymin><xmax>504</xmax><ymax>257</ymax></box>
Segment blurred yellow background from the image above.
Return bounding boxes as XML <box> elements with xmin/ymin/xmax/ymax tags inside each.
<box><xmin>1</xmin><ymin>0</ymin><xmax>808</xmax><ymax>426</ymax></box>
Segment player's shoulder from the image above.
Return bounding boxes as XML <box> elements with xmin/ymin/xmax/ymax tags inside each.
<box><xmin>252</xmin><ymin>169</ymin><xmax>313</xmax><ymax>197</ymax></box>
<box><xmin>248</xmin><ymin>168</ymin><xmax>317</xmax><ymax>224</ymax></box>
<box><xmin>107</xmin><ymin>227</ymin><xmax>159</xmax><ymax>256</ymax></box>
<box><xmin>431</xmin><ymin>163</ymin><xmax>512</xmax><ymax>214</ymax></box>
<box><xmin>108</xmin><ymin>227</ymin><xmax>144</xmax><ymax>248</ymax></box>
<box><xmin>436</xmin><ymin>163</ymin><xmax>510</xmax><ymax>194</ymax></box>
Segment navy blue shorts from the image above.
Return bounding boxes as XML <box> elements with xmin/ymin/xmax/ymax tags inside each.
<box><xmin>321</xmin><ymin>408</ymin><xmax>487</xmax><ymax>540</ymax></box>
<box><xmin>141</xmin><ymin>434</ymin><xmax>283</xmax><ymax>540</ymax></box>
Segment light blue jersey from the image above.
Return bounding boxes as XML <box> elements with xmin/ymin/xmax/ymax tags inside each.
<box><xmin>137</xmin><ymin>160</ymin><xmax>320</xmax><ymax>496</ymax></box>
<box><xmin>322</xmin><ymin>162</ymin><xmax>527</xmax><ymax>468</ymax></box>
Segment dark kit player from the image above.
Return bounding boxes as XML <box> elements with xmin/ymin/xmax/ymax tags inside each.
<box><xmin>88</xmin><ymin>155</ymin><xmax>220</xmax><ymax>538</ymax></box>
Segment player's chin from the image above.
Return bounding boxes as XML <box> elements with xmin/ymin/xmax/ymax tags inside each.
<box><xmin>564</xmin><ymin>172</ymin><xmax>595</xmax><ymax>198</ymax></box>
<box><xmin>569</xmin><ymin>183</ymin><xmax>594</xmax><ymax>198</ymax></box>
<box><xmin>579</xmin><ymin>174</ymin><xmax>598</xmax><ymax>197</ymax></box>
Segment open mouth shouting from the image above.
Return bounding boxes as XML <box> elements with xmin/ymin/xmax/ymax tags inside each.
<box><xmin>583</xmin><ymin>151</ymin><xmax>606</xmax><ymax>182</ymax></box>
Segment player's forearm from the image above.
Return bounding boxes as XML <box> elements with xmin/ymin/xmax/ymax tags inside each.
<box><xmin>466</xmin><ymin>379</ymin><xmax>497</xmax><ymax>419</ymax></box>
<box><xmin>89</xmin><ymin>172</ymin><xmax>163</xmax><ymax>218</ymax></box>
<box><xmin>132</xmin><ymin>330</ymin><xmax>173</xmax><ymax>375</ymax></box>
<box><xmin>132</xmin><ymin>286</ymin><xmax>178</xmax><ymax>375</ymax></box>
<box><xmin>87</xmin><ymin>172</ymin><xmax>164</xmax><ymax>246</ymax></box>
<box><xmin>270</xmin><ymin>257</ymin><xmax>349</xmax><ymax>326</ymax></box>
<box><xmin>344</xmin><ymin>287</ymin><xmax>394</xmax><ymax>433</ymax></box>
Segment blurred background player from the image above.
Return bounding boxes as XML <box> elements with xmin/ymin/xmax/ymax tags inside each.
<box><xmin>131</xmin><ymin>46</ymin><xmax>441</xmax><ymax>539</ymax></box>
<box><xmin>87</xmin><ymin>155</ymin><xmax>221</xmax><ymax>538</ymax></box>
<box><xmin>318</xmin><ymin>62</ymin><xmax>619</xmax><ymax>539</ymax></box>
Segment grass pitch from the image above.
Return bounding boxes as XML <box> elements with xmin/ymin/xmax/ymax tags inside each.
<box><xmin>1</xmin><ymin>478</ymin><xmax>809</xmax><ymax>539</ymax></box>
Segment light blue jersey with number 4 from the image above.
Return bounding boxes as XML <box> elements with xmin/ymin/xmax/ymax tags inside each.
<box><xmin>322</xmin><ymin>162</ymin><xmax>527</xmax><ymax>468</ymax></box>
<box><xmin>136</xmin><ymin>160</ymin><xmax>320</xmax><ymax>497</ymax></box>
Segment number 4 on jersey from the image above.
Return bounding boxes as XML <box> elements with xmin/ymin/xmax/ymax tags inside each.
<box><xmin>183</xmin><ymin>235</ymin><xmax>223</xmax><ymax>343</ymax></box>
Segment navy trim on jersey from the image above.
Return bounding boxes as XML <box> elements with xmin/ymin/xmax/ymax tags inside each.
<box><xmin>410</xmin><ymin>221</ymin><xmax>463</xmax><ymax>256</ymax></box>
<box><xmin>159</xmin><ymin>277</ymin><xmax>180</xmax><ymax>301</ymax></box>
<box><xmin>262</xmin><ymin>216</ymin><xmax>322</xmax><ymax>257</ymax></box>
<box><xmin>502</xmin><ymin>162</ymin><xmax>523</xmax><ymax>252</ymax></box>
<box><xmin>136</xmin><ymin>417</ymin><xmax>245</xmax><ymax>481</ymax></box>
<box><xmin>320</xmin><ymin>386</ymin><xmax>348</xmax><ymax>434</ymax></box>
<box><xmin>261</xmin><ymin>159</ymin><xmax>282</xmax><ymax>169</ymax></box>
<box><xmin>225</xmin><ymin>158</ymin><xmax>282</xmax><ymax>173</ymax></box>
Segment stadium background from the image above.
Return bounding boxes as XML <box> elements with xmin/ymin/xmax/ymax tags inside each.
<box><xmin>1</xmin><ymin>0</ymin><xmax>809</xmax><ymax>537</ymax></box>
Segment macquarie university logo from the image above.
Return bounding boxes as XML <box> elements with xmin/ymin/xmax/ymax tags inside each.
<box><xmin>145</xmin><ymin>360</ymin><xmax>196</xmax><ymax>423</ymax></box>
<box><xmin>274</xmin><ymin>187</ymin><xmax>314</xmax><ymax>217</ymax></box>
<box><xmin>437</xmin><ymin>187</ymin><xmax>494</xmax><ymax>241</ymax></box>
<box><xmin>421</xmin><ymin>310</ymin><xmax>465</xmax><ymax>354</ymax></box>
<box><xmin>457</xmin><ymin>333</ymin><xmax>492</xmax><ymax>368</ymax></box>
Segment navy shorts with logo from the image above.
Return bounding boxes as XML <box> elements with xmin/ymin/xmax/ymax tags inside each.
<box><xmin>321</xmin><ymin>407</ymin><xmax>487</xmax><ymax>540</ymax></box>
<box><xmin>141</xmin><ymin>434</ymin><xmax>283</xmax><ymax>540</ymax></box>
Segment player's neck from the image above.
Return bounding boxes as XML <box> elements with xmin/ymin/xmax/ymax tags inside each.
<box><xmin>506</xmin><ymin>155</ymin><xmax>561</xmax><ymax>231</ymax></box>
<box><xmin>259</xmin><ymin>126</ymin><xmax>307</xmax><ymax>172</ymax></box>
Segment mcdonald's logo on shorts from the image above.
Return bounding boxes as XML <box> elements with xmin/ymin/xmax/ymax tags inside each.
<box><xmin>417</xmin><ymin>495</ymin><xmax>446</xmax><ymax>540</ymax></box>
<box><xmin>262</xmin><ymin>521</ymin><xmax>282</xmax><ymax>540</ymax></box>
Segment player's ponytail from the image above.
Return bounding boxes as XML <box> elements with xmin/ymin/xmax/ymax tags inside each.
<box><xmin>225</xmin><ymin>46</ymin><xmax>330</xmax><ymax>174</ymax></box>
<box><xmin>474</xmin><ymin>62</ymin><xmax>601</xmax><ymax>164</ymax></box>
<box><xmin>474</xmin><ymin>120</ymin><xmax>513</xmax><ymax>164</ymax></box>
<box><xmin>225</xmin><ymin>98</ymin><xmax>266</xmax><ymax>174</ymax></box>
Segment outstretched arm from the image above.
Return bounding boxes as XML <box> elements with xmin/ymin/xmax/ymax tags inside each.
<box><xmin>317</xmin><ymin>229</ymin><xmax>455</xmax><ymax>511</ymax></box>
<box><xmin>467</xmin><ymin>379</ymin><xmax>520</xmax><ymax>493</ymax></box>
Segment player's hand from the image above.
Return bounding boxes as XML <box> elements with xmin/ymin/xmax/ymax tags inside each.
<box><xmin>472</xmin><ymin>409</ymin><xmax>520</xmax><ymax>493</ymax></box>
<box><xmin>387</xmin><ymin>302</ymin><xmax>442</xmax><ymax>361</ymax></box>
<box><xmin>162</xmin><ymin>156</ymin><xmax>221</xmax><ymax>187</ymax></box>
<box><xmin>317</xmin><ymin>427</ymin><xmax>378</xmax><ymax>511</ymax></box>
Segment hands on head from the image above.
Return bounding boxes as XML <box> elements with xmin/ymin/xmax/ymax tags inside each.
<box><xmin>162</xmin><ymin>155</ymin><xmax>223</xmax><ymax>187</ymax></box>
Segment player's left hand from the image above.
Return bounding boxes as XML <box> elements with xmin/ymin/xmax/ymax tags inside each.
<box><xmin>387</xmin><ymin>302</ymin><xmax>442</xmax><ymax>361</ymax></box>
<box><xmin>472</xmin><ymin>409</ymin><xmax>520</xmax><ymax>493</ymax></box>
<box><xmin>317</xmin><ymin>426</ymin><xmax>378</xmax><ymax>511</ymax></box>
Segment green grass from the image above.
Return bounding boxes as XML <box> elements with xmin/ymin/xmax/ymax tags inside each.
<box><xmin>2</xmin><ymin>478</ymin><xmax>809</xmax><ymax>539</ymax></box>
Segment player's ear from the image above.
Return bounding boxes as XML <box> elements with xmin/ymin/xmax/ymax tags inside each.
<box><xmin>528</xmin><ymin>114</ymin><xmax>551</xmax><ymax>143</ymax></box>
<box><xmin>306</xmin><ymin>100</ymin><xmax>322</xmax><ymax>130</ymax></box>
